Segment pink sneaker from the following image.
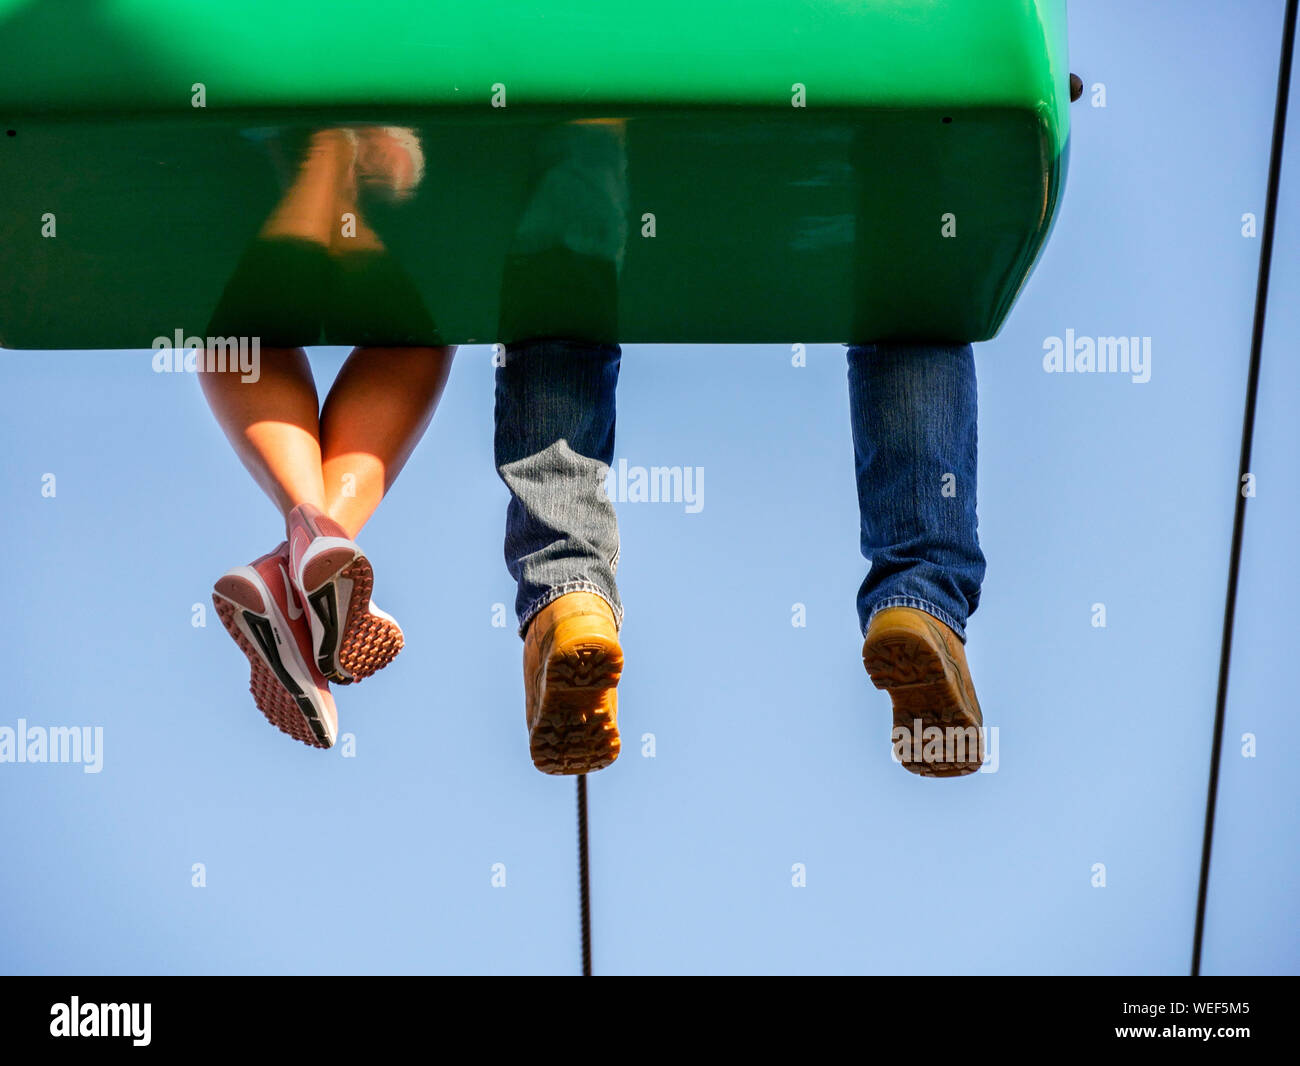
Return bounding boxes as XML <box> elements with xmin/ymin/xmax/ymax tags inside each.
<box><xmin>287</xmin><ymin>503</ymin><xmax>404</xmax><ymax>684</ymax></box>
<box><xmin>212</xmin><ymin>542</ymin><xmax>338</xmax><ymax>749</ymax></box>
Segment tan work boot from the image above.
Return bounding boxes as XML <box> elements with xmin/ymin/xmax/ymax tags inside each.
<box><xmin>522</xmin><ymin>592</ymin><xmax>623</xmax><ymax>775</ymax></box>
<box><xmin>862</xmin><ymin>607</ymin><xmax>984</xmax><ymax>777</ymax></box>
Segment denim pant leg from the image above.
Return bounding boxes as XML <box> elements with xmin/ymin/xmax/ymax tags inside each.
<box><xmin>847</xmin><ymin>342</ymin><xmax>986</xmax><ymax>642</ymax></box>
<box><xmin>494</xmin><ymin>339</ymin><xmax>623</xmax><ymax>635</ymax></box>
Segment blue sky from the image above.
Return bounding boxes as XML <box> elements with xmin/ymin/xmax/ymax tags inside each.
<box><xmin>1</xmin><ymin>0</ymin><xmax>1296</xmax><ymax>975</ymax></box>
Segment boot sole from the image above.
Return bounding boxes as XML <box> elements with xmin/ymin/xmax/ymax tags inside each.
<box><xmin>530</xmin><ymin>637</ymin><xmax>623</xmax><ymax>776</ymax></box>
<box><xmin>863</xmin><ymin>619</ymin><xmax>982</xmax><ymax>778</ymax></box>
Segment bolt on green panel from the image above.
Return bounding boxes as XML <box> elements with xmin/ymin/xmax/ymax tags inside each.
<box><xmin>0</xmin><ymin>0</ymin><xmax>1070</xmax><ymax>349</ymax></box>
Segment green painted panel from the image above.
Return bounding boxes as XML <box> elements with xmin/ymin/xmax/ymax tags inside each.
<box><xmin>0</xmin><ymin>1</ymin><xmax>1069</xmax><ymax>349</ymax></box>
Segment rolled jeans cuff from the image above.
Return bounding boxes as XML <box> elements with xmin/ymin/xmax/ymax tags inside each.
<box><xmin>518</xmin><ymin>579</ymin><xmax>624</xmax><ymax>638</ymax></box>
<box><xmin>863</xmin><ymin>596</ymin><xmax>968</xmax><ymax>644</ymax></box>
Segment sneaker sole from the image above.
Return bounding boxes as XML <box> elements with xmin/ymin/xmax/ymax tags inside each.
<box><xmin>300</xmin><ymin>546</ymin><xmax>404</xmax><ymax>684</ymax></box>
<box><xmin>530</xmin><ymin>637</ymin><xmax>623</xmax><ymax>776</ymax></box>
<box><xmin>213</xmin><ymin>572</ymin><xmax>336</xmax><ymax>749</ymax></box>
<box><xmin>863</xmin><ymin>622</ymin><xmax>983</xmax><ymax>778</ymax></box>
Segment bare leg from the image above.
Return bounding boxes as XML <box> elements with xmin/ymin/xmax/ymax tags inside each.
<box><xmin>319</xmin><ymin>345</ymin><xmax>454</xmax><ymax>538</ymax></box>
<box><xmin>198</xmin><ymin>130</ymin><xmax>357</xmax><ymax>528</ymax></box>
<box><xmin>259</xmin><ymin>129</ymin><xmax>355</xmax><ymax>246</ymax></box>
<box><xmin>198</xmin><ymin>348</ymin><xmax>328</xmax><ymax>526</ymax></box>
<box><xmin>203</xmin><ymin>128</ymin><xmax>449</xmax><ymax>540</ymax></box>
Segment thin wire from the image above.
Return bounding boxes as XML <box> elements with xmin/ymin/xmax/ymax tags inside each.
<box><xmin>1192</xmin><ymin>0</ymin><xmax>1297</xmax><ymax>977</ymax></box>
<box><xmin>577</xmin><ymin>774</ymin><xmax>592</xmax><ymax>976</ymax></box>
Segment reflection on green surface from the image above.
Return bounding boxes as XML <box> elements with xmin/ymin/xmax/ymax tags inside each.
<box><xmin>0</xmin><ymin>0</ymin><xmax>1068</xmax><ymax>347</ymax></box>
<box><xmin>0</xmin><ymin>108</ymin><xmax>1063</xmax><ymax>348</ymax></box>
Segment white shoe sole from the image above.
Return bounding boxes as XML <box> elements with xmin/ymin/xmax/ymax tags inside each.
<box><xmin>213</xmin><ymin>564</ymin><xmax>338</xmax><ymax>749</ymax></box>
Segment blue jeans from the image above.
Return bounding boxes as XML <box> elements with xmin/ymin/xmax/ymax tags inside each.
<box><xmin>494</xmin><ymin>340</ymin><xmax>985</xmax><ymax>641</ymax></box>
<box><xmin>847</xmin><ymin>342</ymin><xmax>985</xmax><ymax>641</ymax></box>
<box><xmin>495</xmin><ymin>340</ymin><xmax>624</xmax><ymax>635</ymax></box>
